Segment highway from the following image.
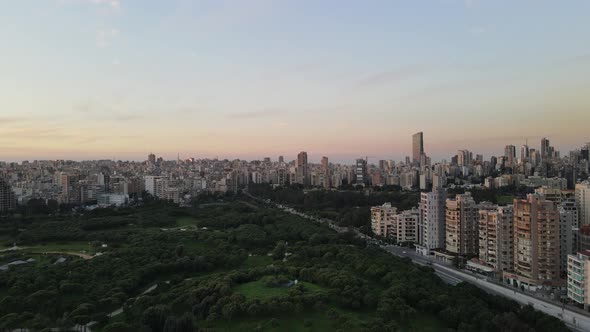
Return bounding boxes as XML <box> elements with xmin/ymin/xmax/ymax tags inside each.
<box><xmin>244</xmin><ymin>192</ymin><xmax>590</xmax><ymax>332</ymax></box>
<box><xmin>384</xmin><ymin>245</ymin><xmax>590</xmax><ymax>332</ymax></box>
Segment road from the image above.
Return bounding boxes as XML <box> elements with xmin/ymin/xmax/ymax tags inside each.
<box><xmin>384</xmin><ymin>245</ymin><xmax>590</xmax><ymax>332</ymax></box>
<box><xmin>245</xmin><ymin>192</ymin><xmax>590</xmax><ymax>332</ymax></box>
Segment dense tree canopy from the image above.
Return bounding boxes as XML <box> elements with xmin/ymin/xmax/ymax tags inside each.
<box><xmin>0</xmin><ymin>196</ymin><xmax>568</xmax><ymax>331</ymax></box>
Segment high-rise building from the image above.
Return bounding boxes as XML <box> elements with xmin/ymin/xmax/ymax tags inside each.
<box><xmin>512</xmin><ymin>194</ymin><xmax>560</xmax><ymax>288</ymax></box>
<box><xmin>278</xmin><ymin>156</ymin><xmax>284</xmax><ymax>164</ymax></box>
<box><xmin>576</xmin><ymin>182</ymin><xmax>590</xmax><ymax>227</ymax></box>
<box><xmin>504</xmin><ymin>145</ymin><xmax>516</xmax><ymax>166</ymax></box>
<box><xmin>520</xmin><ymin>144</ymin><xmax>530</xmax><ymax>163</ymax></box>
<box><xmin>457</xmin><ymin>149</ymin><xmax>471</xmax><ymax>167</ymax></box>
<box><xmin>479</xmin><ymin>206</ymin><xmax>514</xmax><ymax>272</ymax></box>
<box><xmin>541</xmin><ymin>137</ymin><xmax>550</xmax><ymax>161</ymax></box>
<box><xmin>296</xmin><ymin>151</ymin><xmax>308</xmax><ymax>186</ymax></box>
<box><xmin>445</xmin><ymin>193</ymin><xmax>481</xmax><ymax>255</ymax></box>
<box><xmin>0</xmin><ymin>178</ymin><xmax>16</xmax><ymax>213</ymax></box>
<box><xmin>321</xmin><ymin>156</ymin><xmax>330</xmax><ymax>189</ymax></box>
<box><xmin>567</xmin><ymin>251</ymin><xmax>590</xmax><ymax>308</ymax></box>
<box><xmin>418</xmin><ymin>188</ymin><xmax>448</xmax><ymax>251</ymax></box>
<box><xmin>60</xmin><ymin>172</ymin><xmax>70</xmax><ymax>196</ymax></box>
<box><xmin>355</xmin><ymin>158</ymin><xmax>368</xmax><ymax>185</ymax></box>
<box><xmin>148</xmin><ymin>153</ymin><xmax>156</xmax><ymax>165</ymax></box>
<box><xmin>412</xmin><ymin>132</ymin><xmax>424</xmax><ymax>164</ymax></box>
<box><xmin>144</xmin><ymin>175</ymin><xmax>165</xmax><ymax>196</ymax></box>
<box><xmin>560</xmin><ymin>198</ymin><xmax>578</xmax><ymax>274</ymax></box>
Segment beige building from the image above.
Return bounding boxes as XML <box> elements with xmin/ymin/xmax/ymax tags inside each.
<box><xmin>445</xmin><ymin>193</ymin><xmax>482</xmax><ymax>255</ymax></box>
<box><xmin>576</xmin><ymin>181</ymin><xmax>590</xmax><ymax>227</ymax></box>
<box><xmin>296</xmin><ymin>151</ymin><xmax>308</xmax><ymax>186</ymax></box>
<box><xmin>395</xmin><ymin>209</ymin><xmax>419</xmax><ymax>243</ymax></box>
<box><xmin>511</xmin><ymin>194</ymin><xmax>560</xmax><ymax>288</ymax></box>
<box><xmin>371</xmin><ymin>203</ymin><xmax>397</xmax><ymax>238</ymax></box>
<box><xmin>479</xmin><ymin>206</ymin><xmax>514</xmax><ymax>272</ymax></box>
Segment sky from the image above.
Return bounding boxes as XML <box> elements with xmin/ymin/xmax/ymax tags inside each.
<box><xmin>1</xmin><ymin>0</ymin><xmax>589</xmax><ymax>163</ymax></box>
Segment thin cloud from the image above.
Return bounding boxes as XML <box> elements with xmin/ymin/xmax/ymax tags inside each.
<box><xmin>229</xmin><ymin>109</ymin><xmax>286</xmax><ymax>119</ymax></box>
<box><xmin>358</xmin><ymin>65</ymin><xmax>428</xmax><ymax>87</ymax></box>
<box><xmin>0</xmin><ymin>117</ymin><xmax>26</xmax><ymax>124</ymax></box>
<box><xmin>115</xmin><ymin>114</ymin><xmax>143</xmax><ymax>121</ymax></box>
<box><xmin>57</xmin><ymin>0</ymin><xmax>121</xmax><ymax>10</ymax></box>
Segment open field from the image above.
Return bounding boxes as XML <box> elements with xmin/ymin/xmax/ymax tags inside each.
<box><xmin>234</xmin><ymin>279</ymin><xmax>325</xmax><ymax>301</ymax></box>
<box><xmin>497</xmin><ymin>195</ymin><xmax>516</xmax><ymax>205</ymax></box>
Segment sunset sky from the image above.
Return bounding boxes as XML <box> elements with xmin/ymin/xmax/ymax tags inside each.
<box><xmin>1</xmin><ymin>0</ymin><xmax>589</xmax><ymax>163</ymax></box>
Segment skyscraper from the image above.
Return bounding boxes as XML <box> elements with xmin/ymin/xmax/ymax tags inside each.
<box><xmin>512</xmin><ymin>194</ymin><xmax>560</xmax><ymax>287</ymax></box>
<box><xmin>296</xmin><ymin>151</ymin><xmax>308</xmax><ymax>186</ymax></box>
<box><xmin>412</xmin><ymin>132</ymin><xmax>424</xmax><ymax>164</ymax></box>
<box><xmin>504</xmin><ymin>145</ymin><xmax>516</xmax><ymax>166</ymax></box>
<box><xmin>541</xmin><ymin>137</ymin><xmax>550</xmax><ymax>161</ymax></box>
<box><xmin>520</xmin><ymin>143</ymin><xmax>530</xmax><ymax>163</ymax></box>
<box><xmin>321</xmin><ymin>156</ymin><xmax>330</xmax><ymax>189</ymax></box>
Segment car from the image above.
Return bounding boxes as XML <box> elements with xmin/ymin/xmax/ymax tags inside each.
<box><xmin>402</xmin><ymin>251</ymin><xmax>406</xmax><ymax>254</ymax></box>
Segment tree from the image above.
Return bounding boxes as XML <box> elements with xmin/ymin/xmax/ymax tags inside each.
<box><xmin>271</xmin><ymin>241</ymin><xmax>287</xmax><ymax>260</ymax></box>
<box><xmin>175</xmin><ymin>244</ymin><xmax>185</xmax><ymax>258</ymax></box>
<box><xmin>141</xmin><ymin>305</ymin><xmax>171</xmax><ymax>332</ymax></box>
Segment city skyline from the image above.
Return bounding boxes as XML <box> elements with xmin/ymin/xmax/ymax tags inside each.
<box><xmin>0</xmin><ymin>135</ymin><xmax>584</xmax><ymax>165</ymax></box>
<box><xmin>1</xmin><ymin>1</ymin><xmax>590</xmax><ymax>162</ymax></box>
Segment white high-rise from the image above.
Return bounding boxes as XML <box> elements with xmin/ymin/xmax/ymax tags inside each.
<box><xmin>418</xmin><ymin>188</ymin><xmax>448</xmax><ymax>250</ymax></box>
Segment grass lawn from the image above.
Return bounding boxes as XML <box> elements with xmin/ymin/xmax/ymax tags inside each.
<box><xmin>177</xmin><ymin>217</ymin><xmax>199</xmax><ymax>227</ymax></box>
<box><xmin>234</xmin><ymin>279</ymin><xmax>325</xmax><ymax>301</ymax></box>
<box><xmin>242</xmin><ymin>255</ymin><xmax>272</xmax><ymax>268</ymax></box>
<box><xmin>497</xmin><ymin>195</ymin><xmax>516</xmax><ymax>205</ymax></box>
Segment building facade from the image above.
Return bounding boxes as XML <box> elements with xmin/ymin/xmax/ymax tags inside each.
<box><xmin>371</xmin><ymin>203</ymin><xmax>398</xmax><ymax>238</ymax></box>
<box><xmin>445</xmin><ymin>193</ymin><xmax>480</xmax><ymax>255</ymax></box>
<box><xmin>395</xmin><ymin>209</ymin><xmax>419</xmax><ymax>243</ymax></box>
<box><xmin>567</xmin><ymin>251</ymin><xmax>590</xmax><ymax>308</ymax></box>
<box><xmin>412</xmin><ymin>132</ymin><xmax>424</xmax><ymax>164</ymax></box>
<box><xmin>418</xmin><ymin>188</ymin><xmax>448</xmax><ymax>251</ymax></box>
<box><xmin>479</xmin><ymin>206</ymin><xmax>514</xmax><ymax>272</ymax></box>
<box><xmin>511</xmin><ymin>194</ymin><xmax>560</xmax><ymax>288</ymax></box>
<box><xmin>576</xmin><ymin>181</ymin><xmax>590</xmax><ymax>227</ymax></box>
<box><xmin>0</xmin><ymin>178</ymin><xmax>16</xmax><ymax>213</ymax></box>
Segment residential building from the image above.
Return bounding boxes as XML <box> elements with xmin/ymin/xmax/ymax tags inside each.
<box><xmin>0</xmin><ymin>178</ymin><xmax>16</xmax><ymax>213</ymax></box>
<box><xmin>371</xmin><ymin>203</ymin><xmax>398</xmax><ymax>238</ymax></box>
<box><xmin>296</xmin><ymin>151</ymin><xmax>308</xmax><ymax>186</ymax></box>
<box><xmin>567</xmin><ymin>251</ymin><xmax>590</xmax><ymax>308</ymax></box>
<box><xmin>396</xmin><ymin>209</ymin><xmax>419</xmax><ymax>243</ymax></box>
<box><xmin>418</xmin><ymin>188</ymin><xmax>448</xmax><ymax>252</ymax></box>
<box><xmin>479</xmin><ymin>206</ymin><xmax>514</xmax><ymax>272</ymax></box>
<box><xmin>510</xmin><ymin>194</ymin><xmax>560</xmax><ymax>288</ymax></box>
<box><xmin>355</xmin><ymin>158</ymin><xmax>368</xmax><ymax>186</ymax></box>
<box><xmin>560</xmin><ymin>198</ymin><xmax>578</xmax><ymax>273</ymax></box>
<box><xmin>576</xmin><ymin>181</ymin><xmax>590</xmax><ymax>226</ymax></box>
<box><xmin>445</xmin><ymin>193</ymin><xmax>482</xmax><ymax>256</ymax></box>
